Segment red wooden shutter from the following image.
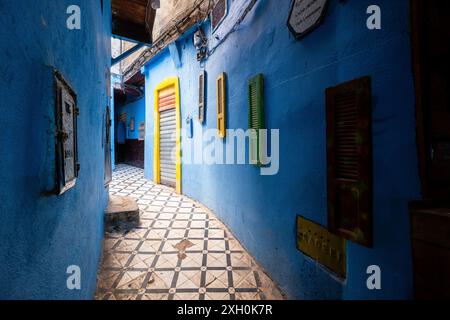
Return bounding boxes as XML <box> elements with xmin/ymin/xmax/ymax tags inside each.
<box><xmin>158</xmin><ymin>89</ymin><xmax>176</xmax><ymax>112</ymax></box>
<box><xmin>326</xmin><ymin>76</ymin><xmax>373</xmax><ymax>247</ymax></box>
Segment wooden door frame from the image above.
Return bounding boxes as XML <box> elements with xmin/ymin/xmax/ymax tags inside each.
<box><xmin>153</xmin><ymin>77</ymin><xmax>182</xmax><ymax>194</ymax></box>
<box><xmin>410</xmin><ymin>0</ymin><xmax>428</xmax><ymax>198</ymax></box>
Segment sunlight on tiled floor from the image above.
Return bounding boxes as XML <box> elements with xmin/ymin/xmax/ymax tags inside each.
<box><xmin>95</xmin><ymin>164</ymin><xmax>285</xmax><ymax>300</ymax></box>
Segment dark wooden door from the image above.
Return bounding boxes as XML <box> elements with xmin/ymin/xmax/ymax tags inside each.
<box><xmin>412</xmin><ymin>0</ymin><xmax>450</xmax><ymax>200</ymax></box>
<box><xmin>104</xmin><ymin>106</ymin><xmax>112</xmax><ymax>185</ymax></box>
<box><xmin>410</xmin><ymin>0</ymin><xmax>450</xmax><ymax>299</ymax></box>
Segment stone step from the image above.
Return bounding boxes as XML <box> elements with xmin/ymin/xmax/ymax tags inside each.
<box><xmin>105</xmin><ymin>195</ymin><xmax>140</xmax><ymax>232</ymax></box>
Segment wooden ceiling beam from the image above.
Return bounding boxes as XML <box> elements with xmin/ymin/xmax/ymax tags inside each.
<box><xmin>112</xmin><ymin>17</ymin><xmax>151</xmax><ymax>44</ymax></box>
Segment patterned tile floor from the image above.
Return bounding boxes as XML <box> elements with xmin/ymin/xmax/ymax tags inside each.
<box><xmin>95</xmin><ymin>164</ymin><xmax>285</xmax><ymax>300</ymax></box>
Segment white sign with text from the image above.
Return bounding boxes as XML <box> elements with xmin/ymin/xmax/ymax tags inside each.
<box><xmin>288</xmin><ymin>0</ymin><xmax>328</xmax><ymax>38</ymax></box>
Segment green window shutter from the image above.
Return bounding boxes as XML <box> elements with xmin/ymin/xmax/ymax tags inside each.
<box><xmin>248</xmin><ymin>74</ymin><xmax>265</xmax><ymax>166</ymax></box>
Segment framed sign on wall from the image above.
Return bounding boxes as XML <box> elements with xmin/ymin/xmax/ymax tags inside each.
<box><xmin>287</xmin><ymin>0</ymin><xmax>329</xmax><ymax>39</ymax></box>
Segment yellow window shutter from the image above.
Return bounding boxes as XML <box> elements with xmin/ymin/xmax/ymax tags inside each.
<box><xmin>217</xmin><ymin>73</ymin><xmax>226</xmax><ymax>138</ymax></box>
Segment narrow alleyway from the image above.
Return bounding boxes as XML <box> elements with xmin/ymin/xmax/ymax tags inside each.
<box><xmin>95</xmin><ymin>165</ymin><xmax>285</xmax><ymax>300</ymax></box>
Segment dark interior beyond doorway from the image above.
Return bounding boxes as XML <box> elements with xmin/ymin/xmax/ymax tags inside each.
<box><xmin>114</xmin><ymin>72</ymin><xmax>145</xmax><ymax>169</ymax></box>
<box><xmin>116</xmin><ymin>139</ymin><xmax>145</xmax><ymax>169</ymax></box>
<box><xmin>410</xmin><ymin>0</ymin><xmax>450</xmax><ymax>299</ymax></box>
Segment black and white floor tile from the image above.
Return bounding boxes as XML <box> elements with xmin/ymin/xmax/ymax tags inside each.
<box><xmin>95</xmin><ymin>164</ymin><xmax>285</xmax><ymax>300</ymax></box>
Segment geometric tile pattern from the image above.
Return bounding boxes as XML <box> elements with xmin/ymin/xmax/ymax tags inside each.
<box><xmin>95</xmin><ymin>164</ymin><xmax>285</xmax><ymax>300</ymax></box>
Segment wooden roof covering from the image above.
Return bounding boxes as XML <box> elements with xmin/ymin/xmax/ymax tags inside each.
<box><xmin>111</xmin><ymin>0</ymin><xmax>156</xmax><ymax>44</ymax></box>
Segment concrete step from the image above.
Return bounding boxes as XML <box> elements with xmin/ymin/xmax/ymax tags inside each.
<box><xmin>105</xmin><ymin>195</ymin><xmax>140</xmax><ymax>232</ymax></box>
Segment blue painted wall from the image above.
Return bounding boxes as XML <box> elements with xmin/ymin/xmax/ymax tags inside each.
<box><xmin>118</xmin><ymin>97</ymin><xmax>146</xmax><ymax>140</ymax></box>
<box><xmin>143</xmin><ymin>0</ymin><xmax>420</xmax><ymax>299</ymax></box>
<box><xmin>0</xmin><ymin>0</ymin><xmax>111</xmax><ymax>299</ymax></box>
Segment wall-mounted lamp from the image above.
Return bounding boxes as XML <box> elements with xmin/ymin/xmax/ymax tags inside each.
<box><xmin>150</xmin><ymin>0</ymin><xmax>160</xmax><ymax>10</ymax></box>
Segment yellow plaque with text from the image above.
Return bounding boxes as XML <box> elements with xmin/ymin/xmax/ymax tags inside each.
<box><xmin>296</xmin><ymin>215</ymin><xmax>346</xmax><ymax>278</ymax></box>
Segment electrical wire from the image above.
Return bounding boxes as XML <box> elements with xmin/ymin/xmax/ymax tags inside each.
<box><xmin>123</xmin><ymin>83</ymin><xmax>144</xmax><ymax>98</ymax></box>
<box><xmin>123</xmin><ymin>0</ymin><xmax>219</xmax><ymax>81</ymax></box>
<box><xmin>207</xmin><ymin>0</ymin><xmax>258</xmax><ymax>57</ymax></box>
